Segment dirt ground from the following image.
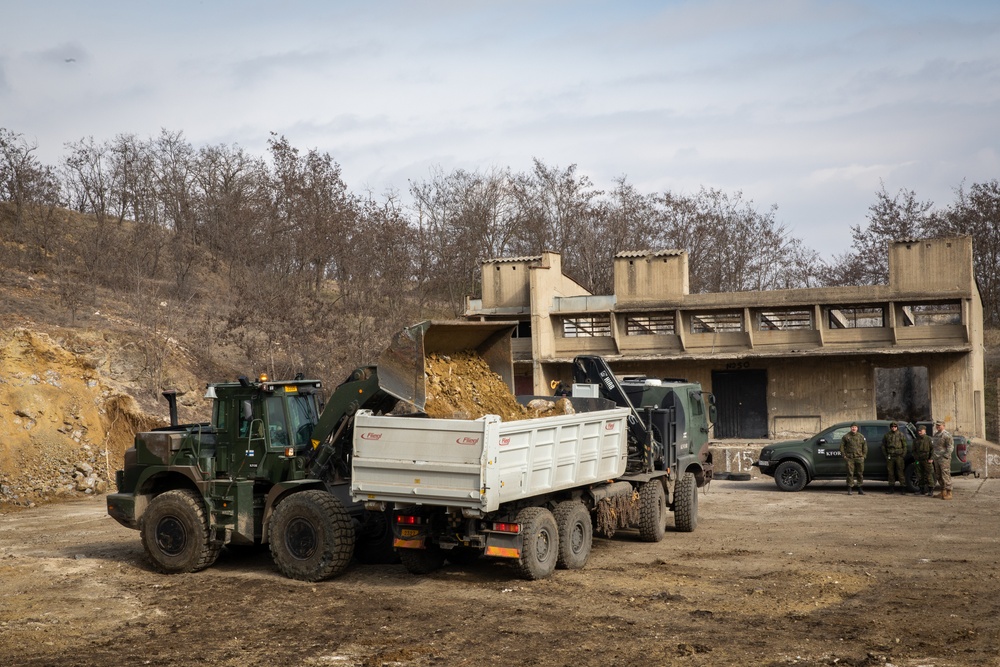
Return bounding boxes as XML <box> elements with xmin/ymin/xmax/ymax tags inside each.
<box><xmin>1</xmin><ymin>477</ymin><xmax>997</xmax><ymax>667</ymax></box>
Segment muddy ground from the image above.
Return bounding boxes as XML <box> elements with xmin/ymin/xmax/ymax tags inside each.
<box><xmin>1</xmin><ymin>477</ymin><xmax>997</xmax><ymax>667</ymax></box>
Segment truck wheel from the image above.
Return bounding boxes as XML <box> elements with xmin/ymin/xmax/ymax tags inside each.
<box><xmin>553</xmin><ymin>501</ymin><xmax>592</xmax><ymax>569</ymax></box>
<box><xmin>399</xmin><ymin>546</ymin><xmax>445</xmax><ymax>575</ymax></box>
<box><xmin>774</xmin><ymin>460</ymin><xmax>808</xmax><ymax>492</ymax></box>
<box><xmin>140</xmin><ymin>489</ymin><xmax>220</xmax><ymax>574</ymax></box>
<box><xmin>269</xmin><ymin>490</ymin><xmax>355</xmax><ymax>582</ymax></box>
<box><xmin>638</xmin><ymin>480</ymin><xmax>667</xmax><ymax>542</ymax></box>
<box><xmin>514</xmin><ymin>507</ymin><xmax>559</xmax><ymax>580</ymax></box>
<box><xmin>673</xmin><ymin>472</ymin><xmax>698</xmax><ymax>533</ymax></box>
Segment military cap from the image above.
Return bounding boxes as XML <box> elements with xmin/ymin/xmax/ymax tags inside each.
<box><xmin>850</xmin><ymin>422</ymin><xmax>858</xmax><ymax>427</ymax></box>
<box><xmin>935</xmin><ymin>419</ymin><xmax>945</xmax><ymax>426</ymax></box>
<box><xmin>889</xmin><ymin>421</ymin><xmax>898</xmax><ymax>427</ymax></box>
<box><xmin>917</xmin><ymin>425</ymin><xmax>926</xmax><ymax>432</ymax></box>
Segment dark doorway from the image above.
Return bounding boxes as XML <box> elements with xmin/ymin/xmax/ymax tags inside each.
<box><xmin>711</xmin><ymin>369</ymin><xmax>768</xmax><ymax>438</ymax></box>
<box><xmin>875</xmin><ymin>366</ymin><xmax>930</xmax><ymax>423</ymax></box>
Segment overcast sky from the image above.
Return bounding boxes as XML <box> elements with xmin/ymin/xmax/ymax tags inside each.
<box><xmin>2</xmin><ymin>0</ymin><xmax>998</xmax><ymax>256</ymax></box>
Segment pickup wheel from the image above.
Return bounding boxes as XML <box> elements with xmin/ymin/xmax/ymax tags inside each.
<box><xmin>514</xmin><ymin>507</ymin><xmax>559</xmax><ymax>580</ymax></box>
<box><xmin>269</xmin><ymin>490</ymin><xmax>355</xmax><ymax>582</ymax></box>
<box><xmin>638</xmin><ymin>480</ymin><xmax>667</xmax><ymax>542</ymax></box>
<box><xmin>904</xmin><ymin>463</ymin><xmax>921</xmax><ymax>493</ymax></box>
<box><xmin>553</xmin><ymin>501</ymin><xmax>593</xmax><ymax>569</ymax></box>
<box><xmin>399</xmin><ymin>546</ymin><xmax>445</xmax><ymax>575</ymax></box>
<box><xmin>774</xmin><ymin>460</ymin><xmax>808</xmax><ymax>492</ymax></box>
<box><xmin>673</xmin><ymin>472</ymin><xmax>698</xmax><ymax>533</ymax></box>
<box><xmin>140</xmin><ymin>489</ymin><xmax>220</xmax><ymax>574</ymax></box>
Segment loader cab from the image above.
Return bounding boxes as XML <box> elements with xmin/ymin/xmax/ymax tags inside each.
<box><xmin>207</xmin><ymin>377</ymin><xmax>323</xmax><ymax>482</ymax></box>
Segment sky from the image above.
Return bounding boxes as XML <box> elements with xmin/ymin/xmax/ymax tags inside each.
<box><xmin>2</xmin><ymin>0</ymin><xmax>999</xmax><ymax>257</ymax></box>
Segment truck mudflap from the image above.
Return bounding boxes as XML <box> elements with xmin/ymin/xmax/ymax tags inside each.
<box><xmin>484</xmin><ymin>531</ymin><xmax>520</xmax><ymax>559</ymax></box>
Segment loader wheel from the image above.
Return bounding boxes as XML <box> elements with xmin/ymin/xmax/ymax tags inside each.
<box><xmin>514</xmin><ymin>507</ymin><xmax>559</xmax><ymax>580</ymax></box>
<box><xmin>638</xmin><ymin>480</ymin><xmax>667</xmax><ymax>542</ymax></box>
<box><xmin>140</xmin><ymin>489</ymin><xmax>220</xmax><ymax>574</ymax></box>
<box><xmin>673</xmin><ymin>472</ymin><xmax>698</xmax><ymax>533</ymax></box>
<box><xmin>553</xmin><ymin>500</ymin><xmax>592</xmax><ymax>569</ymax></box>
<box><xmin>399</xmin><ymin>546</ymin><xmax>445</xmax><ymax>575</ymax></box>
<box><xmin>269</xmin><ymin>490</ymin><xmax>355</xmax><ymax>582</ymax></box>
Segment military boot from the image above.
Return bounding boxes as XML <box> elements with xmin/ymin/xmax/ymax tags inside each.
<box><xmin>857</xmin><ymin>487</ymin><xmax>865</xmax><ymax>495</ymax></box>
<box><xmin>925</xmin><ymin>487</ymin><xmax>934</xmax><ymax>497</ymax></box>
<box><xmin>847</xmin><ymin>486</ymin><xmax>853</xmax><ymax>496</ymax></box>
<box><xmin>943</xmin><ymin>489</ymin><xmax>953</xmax><ymax>500</ymax></box>
<box><xmin>887</xmin><ymin>486</ymin><xmax>894</xmax><ymax>495</ymax></box>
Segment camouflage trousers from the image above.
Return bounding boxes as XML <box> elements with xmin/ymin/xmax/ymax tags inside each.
<box><xmin>885</xmin><ymin>456</ymin><xmax>906</xmax><ymax>486</ymax></box>
<box><xmin>934</xmin><ymin>456</ymin><xmax>952</xmax><ymax>491</ymax></box>
<box><xmin>915</xmin><ymin>460</ymin><xmax>934</xmax><ymax>488</ymax></box>
<box><xmin>845</xmin><ymin>457</ymin><xmax>865</xmax><ymax>487</ymax></box>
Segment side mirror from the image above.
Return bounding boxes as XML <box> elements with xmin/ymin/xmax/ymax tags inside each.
<box><xmin>817</xmin><ymin>438</ymin><xmax>827</xmax><ymax>445</ymax></box>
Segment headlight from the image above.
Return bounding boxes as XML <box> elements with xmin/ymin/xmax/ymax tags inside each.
<box><xmin>758</xmin><ymin>448</ymin><xmax>773</xmax><ymax>461</ymax></box>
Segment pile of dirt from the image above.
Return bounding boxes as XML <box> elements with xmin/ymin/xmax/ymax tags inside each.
<box><xmin>423</xmin><ymin>351</ymin><xmax>572</xmax><ymax>420</ymax></box>
<box><xmin>0</xmin><ymin>328</ymin><xmax>161</xmax><ymax>508</ymax></box>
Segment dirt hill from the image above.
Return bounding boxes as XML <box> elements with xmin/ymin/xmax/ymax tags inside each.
<box><xmin>0</xmin><ymin>323</ymin><xmax>215</xmax><ymax>508</ymax></box>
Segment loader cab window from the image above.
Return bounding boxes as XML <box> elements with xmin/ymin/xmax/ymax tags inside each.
<box><xmin>286</xmin><ymin>394</ymin><xmax>318</xmax><ymax>446</ymax></box>
<box><xmin>239</xmin><ymin>400</ymin><xmax>254</xmax><ymax>439</ymax></box>
<box><xmin>265</xmin><ymin>396</ymin><xmax>290</xmax><ymax>447</ymax></box>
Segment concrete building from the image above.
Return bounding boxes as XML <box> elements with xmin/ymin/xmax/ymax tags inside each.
<box><xmin>465</xmin><ymin>236</ymin><xmax>985</xmax><ymax>440</ymax></box>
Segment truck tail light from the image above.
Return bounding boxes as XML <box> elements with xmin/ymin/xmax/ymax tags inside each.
<box><xmin>397</xmin><ymin>515</ymin><xmax>422</xmax><ymax>526</ymax></box>
<box><xmin>492</xmin><ymin>522</ymin><xmax>520</xmax><ymax>534</ymax></box>
<box><xmin>956</xmin><ymin>442</ymin><xmax>968</xmax><ymax>462</ymax></box>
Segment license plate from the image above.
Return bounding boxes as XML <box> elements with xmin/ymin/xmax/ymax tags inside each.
<box><xmin>400</xmin><ymin>528</ymin><xmax>419</xmax><ymax>538</ymax></box>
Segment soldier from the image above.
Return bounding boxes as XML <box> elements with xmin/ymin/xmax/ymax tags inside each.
<box><xmin>881</xmin><ymin>421</ymin><xmax>908</xmax><ymax>494</ymax></box>
<box><xmin>912</xmin><ymin>424</ymin><xmax>934</xmax><ymax>496</ymax></box>
<box><xmin>932</xmin><ymin>419</ymin><xmax>954</xmax><ymax>500</ymax></box>
<box><xmin>840</xmin><ymin>422</ymin><xmax>868</xmax><ymax>495</ymax></box>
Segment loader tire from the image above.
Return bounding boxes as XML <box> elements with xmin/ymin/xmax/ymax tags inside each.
<box><xmin>514</xmin><ymin>507</ymin><xmax>559</xmax><ymax>581</ymax></box>
<box><xmin>399</xmin><ymin>546</ymin><xmax>445</xmax><ymax>575</ymax></box>
<box><xmin>553</xmin><ymin>500</ymin><xmax>593</xmax><ymax>570</ymax></box>
<box><xmin>140</xmin><ymin>489</ymin><xmax>220</xmax><ymax>574</ymax></box>
<box><xmin>269</xmin><ymin>490</ymin><xmax>355</xmax><ymax>582</ymax></box>
<box><xmin>638</xmin><ymin>480</ymin><xmax>667</xmax><ymax>542</ymax></box>
<box><xmin>673</xmin><ymin>471</ymin><xmax>698</xmax><ymax>533</ymax></box>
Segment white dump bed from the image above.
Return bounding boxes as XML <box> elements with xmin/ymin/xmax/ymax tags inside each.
<box><xmin>350</xmin><ymin>407</ymin><xmax>630</xmax><ymax>513</ymax></box>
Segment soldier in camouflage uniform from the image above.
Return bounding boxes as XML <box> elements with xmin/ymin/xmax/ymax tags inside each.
<box><xmin>840</xmin><ymin>423</ymin><xmax>868</xmax><ymax>495</ymax></box>
<box><xmin>881</xmin><ymin>421</ymin><xmax>908</xmax><ymax>494</ymax></box>
<box><xmin>932</xmin><ymin>419</ymin><xmax>954</xmax><ymax>500</ymax></box>
<box><xmin>912</xmin><ymin>424</ymin><xmax>934</xmax><ymax>496</ymax></box>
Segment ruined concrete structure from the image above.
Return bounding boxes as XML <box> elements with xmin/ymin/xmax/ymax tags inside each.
<box><xmin>465</xmin><ymin>237</ymin><xmax>985</xmax><ymax>439</ymax></box>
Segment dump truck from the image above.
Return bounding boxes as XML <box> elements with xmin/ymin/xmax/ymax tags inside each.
<box><xmin>106</xmin><ymin>320</ymin><xmax>517</xmax><ymax>581</ymax></box>
<box><xmin>351</xmin><ymin>354</ymin><xmax>716</xmax><ymax>580</ymax></box>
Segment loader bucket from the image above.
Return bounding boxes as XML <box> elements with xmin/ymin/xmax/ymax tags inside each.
<box><xmin>377</xmin><ymin>320</ymin><xmax>517</xmax><ymax>410</ymax></box>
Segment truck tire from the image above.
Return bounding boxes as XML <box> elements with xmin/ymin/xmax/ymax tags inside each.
<box><xmin>514</xmin><ymin>507</ymin><xmax>559</xmax><ymax>580</ymax></box>
<box><xmin>399</xmin><ymin>546</ymin><xmax>445</xmax><ymax>575</ymax></box>
<box><xmin>140</xmin><ymin>489</ymin><xmax>220</xmax><ymax>574</ymax></box>
<box><xmin>553</xmin><ymin>501</ymin><xmax>592</xmax><ymax>569</ymax></box>
<box><xmin>268</xmin><ymin>490</ymin><xmax>355</xmax><ymax>582</ymax></box>
<box><xmin>774</xmin><ymin>460</ymin><xmax>808</xmax><ymax>492</ymax></box>
<box><xmin>638</xmin><ymin>480</ymin><xmax>667</xmax><ymax>542</ymax></box>
<box><xmin>673</xmin><ymin>472</ymin><xmax>698</xmax><ymax>533</ymax></box>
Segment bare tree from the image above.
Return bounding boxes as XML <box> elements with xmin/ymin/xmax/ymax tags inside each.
<box><xmin>822</xmin><ymin>182</ymin><xmax>935</xmax><ymax>286</ymax></box>
<box><xmin>927</xmin><ymin>179</ymin><xmax>1000</xmax><ymax>325</ymax></box>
